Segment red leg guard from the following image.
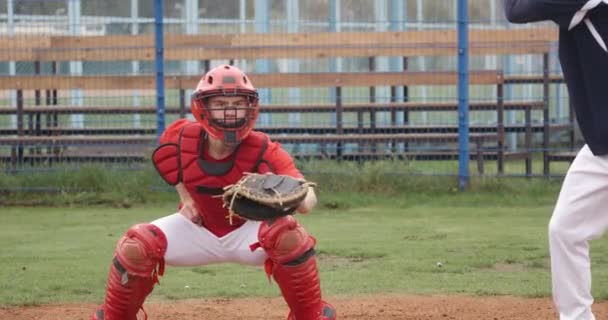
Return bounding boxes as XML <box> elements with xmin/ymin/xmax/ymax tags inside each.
<box><xmin>92</xmin><ymin>223</ymin><xmax>167</xmax><ymax>320</ymax></box>
<box><xmin>258</xmin><ymin>216</ymin><xmax>336</xmax><ymax>320</ymax></box>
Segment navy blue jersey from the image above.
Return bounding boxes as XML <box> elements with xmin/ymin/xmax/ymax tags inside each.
<box><xmin>504</xmin><ymin>0</ymin><xmax>608</xmax><ymax>155</ymax></box>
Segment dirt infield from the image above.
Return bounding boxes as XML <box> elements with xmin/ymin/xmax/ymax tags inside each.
<box><xmin>4</xmin><ymin>294</ymin><xmax>608</xmax><ymax>320</ymax></box>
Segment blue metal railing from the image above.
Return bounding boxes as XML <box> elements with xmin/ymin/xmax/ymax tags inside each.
<box><xmin>457</xmin><ymin>0</ymin><xmax>470</xmax><ymax>189</ymax></box>
<box><xmin>154</xmin><ymin>0</ymin><xmax>165</xmax><ymax>141</ymax></box>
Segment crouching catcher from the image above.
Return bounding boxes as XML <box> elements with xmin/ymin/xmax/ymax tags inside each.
<box><xmin>91</xmin><ymin>64</ymin><xmax>336</xmax><ymax>320</ymax></box>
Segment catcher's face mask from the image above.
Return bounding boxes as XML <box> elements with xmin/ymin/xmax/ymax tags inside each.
<box><xmin>207</xmin><ymin>96</ymin><xmax>251</xmax><ymax>129</ymax></box>
<box><xmin>191</xmin><ymin>65</ymin><xmax>259</xmax><ymax>146</ymax></box>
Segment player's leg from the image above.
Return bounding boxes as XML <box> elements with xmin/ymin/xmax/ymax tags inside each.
<box><xmin>92</xmin><ymin>213</ymin><xmax>230</xmax><ymax>320</ymax></box>
<box><xmin>257</xmin><ymin>216</ymin><xmax>336</xmax><ymax>320</ymax></box>
<box><xmin>549</xmin><ymin>145</ymin><xmax>608</xmax><ymax>320</ymax></box>
<box><xmin>92</xmin><ymin>223</ymin><xmax>168</xmax><ymax>320</ymax></box>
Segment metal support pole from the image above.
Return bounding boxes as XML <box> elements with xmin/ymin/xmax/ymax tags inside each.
<box><xmin>184</xmin><ymin>0</ymin><xmax>200</xmax><ymax>75</ymax></box>
<box><xmin>154</xmin><ymin>0</ymin><xmax>166</xmax><ymax>140</ymax></box>
<box><xmin>390</xmin><ymin>0</ymin><xmax>405</xmax><ymax>154</ymax></box>
<box><xmin>131</xmin><ymin>0</ymin><xmax>141</xmax><ymax>128</ymax></box>
<box><xmin>286</xmin><ymin>0</ymin><xmax>301</xmax><ymax>126</ymax></box>
<box><xmin>416</xmin><ymin>0</ymin><xmax>428</xmax><ymax>123</ymax></box>
<box><xmin>374</xmin><ymin>0</ymin><xmax>390</xmax><ymax>128</ymax></box>
<box><xmin>328</xmin><ymin>0</ymin><xmax>341</xmax><ymax>128</ymax></box>
<box><xmin>239</xmin><ymin>0</ymin><xmax>248</xmax><ymax>69</ymax></box>
<box><xmin>389</xmin><ymin>0</ymin><xmax>405</xmax><ymax>104</ymax></box>
<box><xmin>457</xmin><ymin>0</ymin><xmax>470</xmax><ymax>189</ymax></box>
<box><xmin>7</xmin><ymin>0</ymin><xmax>17</xmax><ymax>130</ymax></box>
<box><xmin>255</xmin><ymin>0</ymin><xmax>271</xmax><ymax>126</ymax></box>
<box><xmin>183</xmin><ymin>0</ymin><xmax>199</xmax><ymax>120</ymax></box>
<box><xmin>68</xmin><ymin>0</ymin><xmax>84</xmax><ymax>129</ymax></box>
<box><xmin>486</xmin><ymin>0</ymin><xmax>498</xmax><ymax>124</ymax></box>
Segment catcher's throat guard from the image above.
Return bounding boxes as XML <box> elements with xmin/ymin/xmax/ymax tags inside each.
<box><xmin>221</xmin><ymin>173</ymin><xmax>316</xmax><ymax>223</ymax></box>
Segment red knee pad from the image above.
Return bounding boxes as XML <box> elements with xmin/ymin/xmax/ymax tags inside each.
<box><xmin>257</xmin><ymin>216</ymin><xmax>316</xmax><ymax>264</ymax></box>
<box><xmin>115</xmin><ymin>223</ymin><xmax>168</xmax><ymax>279</ymax></box>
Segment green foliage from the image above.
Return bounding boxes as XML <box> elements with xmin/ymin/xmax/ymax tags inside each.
<box><xmin>0</xmin><ymin>165</ymin><xmax>177</xmax><ymax>207</ymax></box>
<box><xmin>0</xmin><ymin>160</ymin><xmax>565</xmax><ymax>207</ymax></box>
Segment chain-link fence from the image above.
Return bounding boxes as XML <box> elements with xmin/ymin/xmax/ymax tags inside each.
<box><xmin>0</xmin><ymin>0</ymin><xmax>575</xmax><ymax>187</ymax></box>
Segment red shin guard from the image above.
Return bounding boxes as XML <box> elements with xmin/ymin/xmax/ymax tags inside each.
<box><xmin>96</xmin><ymin>258</ymin><xmax>156</xmax><ymax>320</ymax></box>
<box><xmin>93</xmin><ymin>223</ymin><xmax>167</xmax><ymax>320</ymax></box>
<box><xmin>272</xmin><ymin>254</ymin><xmax>325</xmax><ymax>320</ymax></box>
<box><xmin>257</xmin><ymin>216</ymin><xmax>336</xmax><ymax>320</ymax></box>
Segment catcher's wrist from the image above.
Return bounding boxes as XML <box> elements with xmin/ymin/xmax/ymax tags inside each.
<box><xmin>296</xmin><ymin>187</ymin><xmax>317</xmax><ymax>214</ymax></box>
<box><xmin>179</xmin><ymin>207</ymin><xmax>202</xmax><ymax>224</ymax></box>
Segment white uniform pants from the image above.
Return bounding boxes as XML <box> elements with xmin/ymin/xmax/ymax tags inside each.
<box><xmin>550</xmin><ymin>145</ymin><xmax>608</xmax><ymax>320</ymax></box>
<box><xmin>152</xmin><ymin>213</ymin><xmax>267</xmax><ymax>267</ymax></box>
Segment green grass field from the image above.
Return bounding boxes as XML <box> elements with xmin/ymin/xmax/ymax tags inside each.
<box><xmin>3</xmin><ymin>191</ymin><xmax>608</xmax><ymax>307</ymax></box>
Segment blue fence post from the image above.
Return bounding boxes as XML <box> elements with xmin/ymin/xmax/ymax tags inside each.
<box><xmin>457</xmin><ymin>0</ymin><xmax>470</xmax><ymax>190</ymax></box>
<box><xmin>154</xmin><ymin>0</ymin><xmax>165</xmax><ymax>141</ymax></box>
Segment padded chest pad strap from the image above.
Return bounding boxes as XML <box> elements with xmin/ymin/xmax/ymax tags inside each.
<box><xmin>152</xmin><ymin>143</ymin><xmax>181</xmax><ymax>186</ymax></box>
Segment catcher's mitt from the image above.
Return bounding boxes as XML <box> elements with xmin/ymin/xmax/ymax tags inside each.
<box><xmin>222</xmin><ymin>173</ymin><xmax>316</xmax><ymax>223</ymax></box>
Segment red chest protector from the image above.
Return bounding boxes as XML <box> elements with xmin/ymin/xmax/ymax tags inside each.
<box><xmin>152</xmin><ymin>123</ymin><xmax>271</xmax><ymax>237</ymax></box>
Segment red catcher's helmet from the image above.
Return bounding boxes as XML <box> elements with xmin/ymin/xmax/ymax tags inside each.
<box><xmin>191</xmin><ymin>65</ymin><xmax>259</xmax><ymax>145</ymax></box>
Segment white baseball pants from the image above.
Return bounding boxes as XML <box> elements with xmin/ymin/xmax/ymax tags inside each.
<box><xmin>550</xmin><ymin>145</ymin><xmax>608</xmax><ymax>320</ymax></box>
<box><xmin>152</xmin><ymin>213</ymin><xmax>267</xmax><ymax>267</ymax></box>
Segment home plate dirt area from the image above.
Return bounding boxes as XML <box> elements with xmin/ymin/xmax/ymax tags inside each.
<box><xmin>3</xmin><ymin>294</ymin><xmax>608</xmax><ymax>319</ymax></box>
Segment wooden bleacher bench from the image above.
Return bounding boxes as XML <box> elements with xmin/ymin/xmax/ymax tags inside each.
<box><xmin>0</xmin><ymin>71</ymin><xmax>544</xmax><ymax>174</ymax></box>
<box><xmin>0</xmin><ymin>136</ymin><xmax>156</xmax><ymax>145</ymax></box>
<box><xmin>0</xmin><ymin>28</ymin><xmax>560</xmax><ymax>61</ymax></box>
<box><xmin>0</xmin><ymin>100</ymin><xmax>545</xmax><ymax>115</ymax></box>
<box><xmin>0</xmin><ymin>28</ymin><xmax>574</xmax><ymax>176</ymax></box>
<box><xmin>0</xmin><ymin>127</ymin><xmax>157</xmax><ymax>136</ymax></box>
<box><xmin>0</xmin><ymin>70</ymin><xmax>509</xmax><ymax>174</ymax></box>
<box><xmin>0</xmin><ymin>132</ymin><xmax>496</xmax><ymax>172</ymax></box>
<box><xmin>546</xmin><ymin>151</ymin><xmax>577</xmax><ymax>162</ymax></box>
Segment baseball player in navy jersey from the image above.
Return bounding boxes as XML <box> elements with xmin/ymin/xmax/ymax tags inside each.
<box><xmin>91</xmin><ymin>65</ymin><xmax>336</xmax><ymax>320</ymax></box>
<box><xmin>504</xmin><ymin>1</ymin><xmax>608</xmax><ymax>319</ymax></box>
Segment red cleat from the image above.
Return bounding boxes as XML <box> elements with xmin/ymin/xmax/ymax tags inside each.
<box><xmin>91</xmin><ymin>306</ymin><xmax>104</xmax><ymax>320</ymax></box>
<box><xmin>287</xmin><ymin>301</ymin><xmax>336</xmax><ymax>320</ymax></box>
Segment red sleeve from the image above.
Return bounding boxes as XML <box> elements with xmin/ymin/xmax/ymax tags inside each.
<box><xmin>159</xmin><ymin>119</ymin><xmax>193</xmax><ymax>145</ymax></box>
<box><xmin>263</xmin><ymin>140</ymin><xmax>304</xmax><ymax>179</ymax></box>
